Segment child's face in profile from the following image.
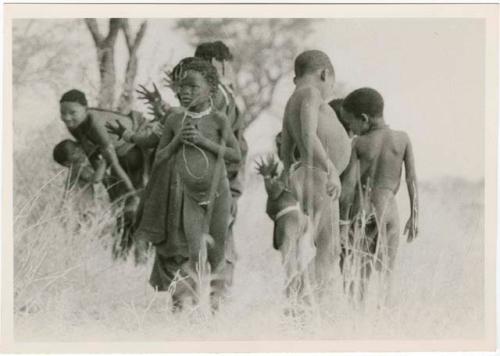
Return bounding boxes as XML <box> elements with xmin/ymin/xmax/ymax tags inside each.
<box><xmin>177</xmin><ymin>70</ymin><xmax>211</xmax><ymax>109</ymax></box>
<box><xmin>60</xmin><ymin>101</ymin><xmax>87</xmax><ymax>129</ymax></box>
<box><xmin>341</xmin><ymin>108</ymin><xmax>370</xmax><ymax>135</ymax></box>
<box><xmin>320</xmin><ymin>69</ymin><xmax>335</xmax><ymax>101</ymax></box>
<box><xmin>61</xmin><ymin>147</ymin><xmax>86</xmax><ymax>168</ymax></box>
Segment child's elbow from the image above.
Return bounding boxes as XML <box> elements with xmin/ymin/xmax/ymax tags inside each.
<box><xmin>229</xmin><ymin>149</ymin><xmax>242</xmax><ymax>164</ymax></box>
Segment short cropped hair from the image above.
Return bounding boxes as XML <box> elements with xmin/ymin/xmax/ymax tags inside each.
<box><xmin>60</xmin><ymin>89</ymin><xmax>87</xmax><ymax>106</ymax></box>
<box><xmin>342</xmin><ymin>87</ymin><xmax>384</xmax><ymax>118</ymax></box>
<box><xmin>171</xmin><ymin>57</ymin><xmax>219</xmax><ymax>95</ymax></box>
<box><xmin>294</xmin><ymin>50</ymin><xmax>334</xmax><ymax>78</ymax></box>
<box><xmin>329</xmin><ymin>98</ymin><xmax>344</xmax><ymax>120</ymax></box>
<box><xmin>195</xmin><ymin>41</ymin><xmax>233</xmax><ymax>62</ymax></box>
<box><xmin>53</xmin><ymin>139</ymin><xmax>81</xmax><ymax>165</ymax></box>
<box><xmin>329</xmin><ymin>98</ymin><xmax>351</xmax><ymax>133</ymax></box>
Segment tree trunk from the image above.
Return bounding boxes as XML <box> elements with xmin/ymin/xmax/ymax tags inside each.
<box><xmin>96</xmin><ymin>44</ymin><xmax>116</xmax><ymax>109</ymax></box>
<box><xmin>117</xmin><ymin>20</ymin><xmax>147</xmax><ymax>113</ymax></box>
<box><xmin>84</xmin><ymin>18</ymin><xmax>122</xmax><ymax>110</ymax></box>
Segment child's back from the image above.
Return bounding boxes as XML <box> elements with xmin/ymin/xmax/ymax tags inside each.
<box><xmin>354</xmin><ymin>127</ymin><xmax>410</xmax><ymax>195</ymax></box>
<box><xmin>340</xmin><ymin>88</ymin><xmax>418</xmax><ymax>289</ymax></box>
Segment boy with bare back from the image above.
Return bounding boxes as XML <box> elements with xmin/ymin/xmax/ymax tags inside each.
<box><xmin>339</xmin><ymin>88</ymin><xmax>418</xmax><ymax>294</ymax></box>
<box><xmin>281</xmin><ymin>50</ymin><xmax>351</xmax><ymax>294</ymax></box>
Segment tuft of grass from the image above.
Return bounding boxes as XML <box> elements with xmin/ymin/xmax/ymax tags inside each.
<box><xmin>14</xmin><ymin>138</ymin><xmax>485</xmax><ymax>341</ymax></box>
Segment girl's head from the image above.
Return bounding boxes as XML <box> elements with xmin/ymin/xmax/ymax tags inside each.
<box><xmin>171</xmin><ymin>57</ymin><xmax>219</xmax><ymax>109</ymax></box>
<box><xmin>59</xmin><ymin>89</ymin><xmax>88</xmax><ymax>129</ymax></box>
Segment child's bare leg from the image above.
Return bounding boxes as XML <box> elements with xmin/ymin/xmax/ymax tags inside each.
<box><xmin>314</xmin><ymin>199</ymin><xmax>337</xmax><ymax>298</ymax></box>
<box><xmin>384</xmin><ymin>199</ymin><xmax>400</xmax><ymax>303</ymax></box>
<box><xmin>372</xmin><ymin>191</ymin><xmax>400</xmax><ymax>303</ymax></box>
<box><xmin>277</xmin><ymin>214</ymin><xmax>301</xmax><ymax>299</ymax></box>
<box><xmin>207</xmin><ymin>182</ymin><xmax>230</xmax><ymax>306</ymax></box>
<box><xmin>223</xmin><ymin>195</ymin><xmax>238</xmax><ymax>293</ymax></box>
<box><xmin>182</xmin><ymin>197</ymin><xmax>206</xmax><ymax>271</ymax></box>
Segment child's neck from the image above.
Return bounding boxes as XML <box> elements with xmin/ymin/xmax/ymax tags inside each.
<box><xmin>295</xmin><ymin>76</ymin><xmax>323</xmax><ymax>94</ymax></box>
<box><xmin>186</xmin><ymin>100</ymin><xmax>211</xmax><ymax>114</ymax></box>
<box><xmin>369</xmin><ymin>117</ymin><xmax>388</xmax><ymax>131</ymax></box>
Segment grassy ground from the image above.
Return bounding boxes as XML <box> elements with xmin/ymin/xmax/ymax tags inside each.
<box><xmin>13</xmin><ymin>126</ymin><xmax>484</xmax><ymax>341</ymax></box>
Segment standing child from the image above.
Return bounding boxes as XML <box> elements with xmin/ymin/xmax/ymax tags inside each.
<box><xmin>339</xmin><ymin>87</ymin><xmax>418</xmax><ymax>300</ymax></box>
<box><xmin>134</xmin><ymin>57</ymin><xmax>241</xmax><ymax>310</ymax></box>
<box><xmin>194</xmin><ymin>41</ymin><xmax>247</xmax><ymax>293</ymax></box>
<box><xmin>281</xmin><ymin>50</ymin><xmax>351</xmax><ymax>298</ymax></box>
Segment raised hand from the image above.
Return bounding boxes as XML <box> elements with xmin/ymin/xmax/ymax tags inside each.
<box><xmin>136</xmin><ymin>83</ymin><xmax>168</xmax><ymax>119</ymax></box>
<box><xmin>105</xmin><ymin>119</ymin><xmax>126</xmax><ymax>139</ymax></box>
<box><xmin>136</xmin><ymin>83</ymin><xmax>162</xmax><ymax>104</ymax></box>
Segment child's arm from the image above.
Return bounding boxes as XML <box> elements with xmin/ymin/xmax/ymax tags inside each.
<box><xmin>106</xmin><ymin>120</ymin><xmax>161</xmax><ymax>149</ymax></box>
<box><xmin>300</xmin><ymin>88</ymin><xmax>341</xmax><ymax>197</ymax></box>
<box><xmin>339</xmin><ymin>141</ymin><xmax>359</xmax><ymax>221</ymax></box>
<box><xmin>92</xmin><ymin>120</ymin><xmax>136</xmax><ymax>193</ymax></box>
<box><xmin>338</xmin><ymin>142</ymin><xmax>359</xmax><ymax>242</ymax></box>
<box><xmin>100</xmin><ymin>146</ymin><xmax>135</xmax><ymax>192</ymax></box>
<box><xmin>280</xmin><ymin>127</ymin><xmax>293</xmax><ymax>183</ymax></box>
<box><xmin>153</xmin><ymin>116</ymin><xmax>182</xmax><ymax>168</ymax></box>
<box><xmin>182</xmin><ymin>112</ymin><xmax>242</xmax><ymax>163</ymax></box>
<box><xmin>125</xmin><ymin>126</ymin><xmax>161</xmax><ymax>148</ymax></box>
<box><xmin>92</xmin><ymin>156</ymin><xmax>107</xmax><ymax>183</ymax></box>
<box><xmin>403</xmin><ymin>135</ymin><xmax>418</xmax><ymax>242</ymax></box>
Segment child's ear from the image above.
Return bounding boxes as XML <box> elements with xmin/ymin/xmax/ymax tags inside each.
<box><xmin>293</xmin><ymin>76</ymin><xmax>297</xmax><ymax>84</ymax></box>
<box><xmin>360</xmin><ymin>113</ymin><xmax>370</xmax><ymax>123</ymax></box>
<box><xmin>320</xmin><ymin>69</ymin><xmax>327</xmax><ymax>82</ymax></box>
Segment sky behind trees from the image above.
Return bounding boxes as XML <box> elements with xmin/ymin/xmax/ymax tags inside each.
<box><xmin>12</xmin><ymin>18</ymin><xmax>485</xmax><ymax>181</ymax></box>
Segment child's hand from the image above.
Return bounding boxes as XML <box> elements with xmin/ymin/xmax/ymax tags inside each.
<box><xmin>105</xmin><ymin>120</ymin><xmax>126</xmax><ymax>139</ymax></box>
<box><xmin>326</xmin><ymin>171</ymin><xmax>341</xmax><ymax>200</ymax></box>
<box><xmin>136</xmin><ymin>83</ymin><xmax>162</xmax><ymax>105</ymax></box>
<box><xmin>137</xmin><ymin>83</ymin><xmax>168</xmax><ymax>118</ymax></box>
<box><xmin>181</xmin><ymin>124</ymin><xmax>204</xmax><ymax>145</ymax></box>
<box><xmin>404</xmin><ymin>216</ymin><xmax>418</xmax><ymax>242</ymax></box>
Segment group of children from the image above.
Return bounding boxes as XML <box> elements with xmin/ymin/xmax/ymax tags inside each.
<box><xmin>55</xmin><ymin>41</ymin><xmax>247</xmax><ymax>310</ymax></box>
<box><xmin>260</xmin><ymin>50</ymin><xmax>419</xmax><ymax>303</ymax></box>
<box><xmin>54</xmin><ymin>41</ymin><xmax>418</xmax><ymax>310</ymax></box>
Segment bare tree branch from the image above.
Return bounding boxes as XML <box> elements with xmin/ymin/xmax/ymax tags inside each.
<box><xmin>132</xmin><ymin>21</ymin><xmax>148</xmax><ymax>53</ymax></box>
<box><xmin>104</xmin><ymin>18</ymin><xmax>122</xmax><ymax>45</ymax></box>
<box><xmin>121</xmin><ymin>19</ymin><xmax>133</xmax><ymax>50</ymax></box>
<box><xmin>120</xmin><ymin>20</ymin><xmax>147</xmax><ymax>54</ymax></box>
<box><xmin>84</xmin><ymin>18</ymin><xmax>103</xmax><ymax>44</ymax></box>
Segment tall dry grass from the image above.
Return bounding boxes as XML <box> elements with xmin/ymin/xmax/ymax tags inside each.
<box><xmin>13</xmin><ymin>127</ymin><xmax>485</xmax><ymax>341</ymax></box>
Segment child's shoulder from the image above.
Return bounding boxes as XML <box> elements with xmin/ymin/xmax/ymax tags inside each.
<box><xmin>389</xmin><ymin>129</ymin><xmax>411</xmax><ymax>142</ymax></box>
<box><xmin>294</xmin><ymin>85</ymin><xmax>322</xmax><ymax>101</ymax></box>
<box><xmin>163</xmin><ymin>108</ymin><xmax>185</xmax><ymax>123</ymax></box>
<box><xmin>209</xmin><ymin>110</ymin><xmax>230</xmax><ymax>125</ymax></box>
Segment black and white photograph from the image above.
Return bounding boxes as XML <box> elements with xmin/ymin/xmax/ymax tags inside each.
<box><xmin>3</xmin><ymin>3</ymin><xmax>497</xmax><ymax>353</ymax></box>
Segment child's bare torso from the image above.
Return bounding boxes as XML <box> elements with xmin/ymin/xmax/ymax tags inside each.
<box><xmin>169</xmin><ymin>112</ymin><xmax>226</xmax><ymax>193</ymax></box>
<box><xmin>283</xmin><ymin>87</ymin><xmax>351</xmax><ymax>173</ymax></box>
<box><xmin>355</xmin><ymin>128</ymin><xmax>409</xmax><ymax>195</ymax></box>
